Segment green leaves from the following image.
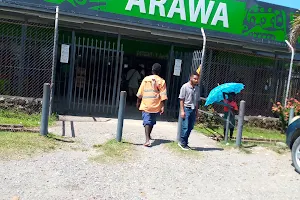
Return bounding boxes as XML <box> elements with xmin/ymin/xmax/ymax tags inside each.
<box><xmin>290</xmin><ymin>10</ymin><xmax>300</xmax><ymax>48</ymax></box>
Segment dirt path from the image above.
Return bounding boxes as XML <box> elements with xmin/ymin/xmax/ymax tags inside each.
<box><xmin>0</xmin><ymin>116</ymin><xmax>299</xmax><ymax>200</ymax></box>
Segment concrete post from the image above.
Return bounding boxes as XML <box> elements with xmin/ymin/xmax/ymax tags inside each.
<box><xmin>177</xmin><ymin>111</ymin><xmax>183</xmax><ymax>142</ymax></box>
<box><xmin>116</xmin><ymin>91</ymin><xmax>127</xmax><ymax>142</ymax></box>
<box><xmin>289</xmin><ymin>106</ymin><xmax>295</xmax><ymax>125</ymax></box>
<box><xmin>40</xmin><ymin>83</ymin><xmax>51</xmax><ymax>136</ymax></box>
<box><xmin>236</xmin><ymin>100</ymin><xmax>246</xmax><ymax>147</ymax></box>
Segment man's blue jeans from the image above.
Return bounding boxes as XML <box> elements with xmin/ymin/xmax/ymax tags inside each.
<box><xmin>180</xmin><ymin>107</ymin><xmax>196</xmax><ymax>146</ymax></box>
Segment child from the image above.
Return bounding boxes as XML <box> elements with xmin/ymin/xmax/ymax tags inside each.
<box><xmin>223</xmin><ymin>92</ymin><xmax>238</xmax><ymax>139</ymax></box>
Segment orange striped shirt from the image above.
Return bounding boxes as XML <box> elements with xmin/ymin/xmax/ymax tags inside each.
<box><xmin>136</xmin><ymin>75</ymin><xmax>168</xmax><ymax>113</ymax></box>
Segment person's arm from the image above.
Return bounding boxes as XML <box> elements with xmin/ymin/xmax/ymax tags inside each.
<box><xmin>223</xmin><ymin>92</ymin><xmax>228</xmax><ymax>100</ymax></box>
<box><xmin>137</xmin><ymin>71</ymin><xmax>141</xmax><ymax>81</ymax></box>
<box><xmin>160</xmin><ymin>100</ymin><xmax>166</xmax><ymax>115</ymax></box>
<box><xmin>195</xmin><ymin>103</ymin><xmax>199</xmax><ymax>119</ymax></box>
<box><xmin>136</xmin><ymin>79</ymin><xmax>144</xmax><ymax>109</ymax></box>
<box><xmin>136</xmin><ymin>97</ymin><xmax>142</xmax><ymax>109</ymax></box>
<box><xmin>159</xmin><ymin>81</ymin><xmax>168</xmax><ymax>115</ymax></box>
<box><xmin>179</xmin><ymin>86</ymin><xmax>185</xmax><ymax>118</ymax></box>
<box><xmin>234</xmin><ymin>102</ymin><xmax>239</xmax><ymax>115</ymax></box>
<box><xmin>196</xmin><ymin>88</ymin><xmax>201</xmax><ymax>119</ymax></box>
<box><xmin>180</xmin><ymin>99</ymin><xmax>185</xmax><ymax>119</ymax></box>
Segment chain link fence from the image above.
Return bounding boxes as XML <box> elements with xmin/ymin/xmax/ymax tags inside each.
<box><xmin>201</xmin><ymin>47</ymin><xmax>300</xmax><ymax>117</ymax></box>
<box><xmin>0</xmin><ymin>18</ymin><xmax>54</xmax><ymax>113</ymax></box>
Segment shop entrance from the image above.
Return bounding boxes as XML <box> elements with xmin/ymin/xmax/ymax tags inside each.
<box><xmin>53</xmin><ymin>31</ymin><xmax>200</xmax><ymax>118</ymax></box>
<box><xmin>53</xmin><ymin>31</ymin><xmax>124</xmax><ymax>116</ymax></box>
<box><xmin>121</xmin><ymin>54</ymin><xmax>168</xmax><ymax>106</ymax></box>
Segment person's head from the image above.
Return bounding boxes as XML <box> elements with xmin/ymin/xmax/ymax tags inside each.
<box><xmin>138</xmin><ymin>64</ymin><xmax>144</xmax><ymax>72</ymax></box>
<box><xmin>228</xmin><ymin>92</ymin><xmax>236</xmax><ymax>102</ymax></box>
<box><xmin>190</xmin><ymin>71</ymin><xmax>200</xmax><ymax>86</ymax></box>
<box><xmin>152</xmin><ymin>63</ymin><xmax>161</xmax><ymax>75</ymax></box>
<box><xmin>139</xmin><ymin>64</ymin><xmax>145</xmax><ymax>69</ymax></box>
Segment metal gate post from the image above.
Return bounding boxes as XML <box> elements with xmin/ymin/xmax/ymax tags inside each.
<box><xmin>225</xmin><ymin>110</ymin><xmax>230</xmax><ymax>143</ymax></box>
<box><xmin>49</xmin><ymin>6</ymin><xmax>59</xmax><ymax>115</ymax></box>
<box><xmin>112</xmin><ymin>34</ymin><xmax>121</xmax><ymax>113</ymax></box>
<box><xmin>67</xmin><ymin>31</ymin><xmax>76</xmax><ymax>109</ymax></box>
<box><xmin>284</xmin><ymin>40</ymin><xmax>295</xmax><ymax>107</ymax></box>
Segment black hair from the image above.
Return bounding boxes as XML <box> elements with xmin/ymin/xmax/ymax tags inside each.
<box><xmin>152</xmin><ymin>63</ymin><xmax>161</xmax><ymax>75</ymax></box>
<box><xmin>190</xmin><ymin>71</ymin><xmax>200</xmax><ymax>77</ymax></box>
<box><xmin>228</xmin><ymin>92</ymin><xmax>236</xmax><ymax>96</ymax></box>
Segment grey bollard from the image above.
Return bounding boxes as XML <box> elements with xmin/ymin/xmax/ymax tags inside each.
<box><xmin>177</xmin><ymin>111</ymin><xmax>183</xmax><ymax>142</ymax></box>
<box><xmin>224</xmin><ymin>111</ymin><xmax>230</xmax><ymax>143</ymax></box>
<box><xmin>40</xmin><ymin>83</ymin><xmax>51</xmax><ymax>136</ymax></box>
<box><xmin>116</xmin><ymin>91</ymin><xmax>127</xmax><ymax>142</ymax></box>
<box><xmin>236</xmin><ymin>100</ymin><xmax>246</xmax><ymax>147</ymax></box>
<box><xmin>289</xmin><ymin>106</ymin><xmax>295</xmax><ymax>125</ymax></box>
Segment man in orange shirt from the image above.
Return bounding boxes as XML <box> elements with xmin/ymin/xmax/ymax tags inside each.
<box><xmin>136</xmin><ymin>63</ymin><xmax>168</xmax><ymax>147</ymax></box>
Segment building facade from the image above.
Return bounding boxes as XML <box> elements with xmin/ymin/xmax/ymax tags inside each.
<box><xmin>0</xmin><ymin>0</ymin><xmax>299</xmax><ymax>117</ymax></box>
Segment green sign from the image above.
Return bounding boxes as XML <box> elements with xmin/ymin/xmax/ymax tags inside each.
<box><xmin>28</xmin><ymin>0</ymin><xmax>299</xmax><ymax>45</ymax></box>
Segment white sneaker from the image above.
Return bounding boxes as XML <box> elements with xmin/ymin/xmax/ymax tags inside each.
<box><xmin>178</xmin><ymin>143</ymin><xmax>190</xmax><ymax>151</ymax></box>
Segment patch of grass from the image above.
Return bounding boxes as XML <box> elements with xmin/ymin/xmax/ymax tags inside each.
<box><xmin>195</xmin><ymin>123</ymin><xmax>285</xmax><ymax>142</ymax></box>
<box><xmin>218</xmin><ymin>140</ymin><xmax>252</xmax><ymax>154</ymax></box>
<box><xmin>0</xmin><ymin>132</ymin><xmax>60</xmax><ymax>159</ymax></box>
<box><xmin>90</xmin><ymin>139</ymin><xmax>135</xmax><ymax>163</ymax></box>
<box><xmin>259</xmin><ymin>143</ymin><xmax>289</xmax><ymax>154</ymax></box>
<box><xmin>217</xmin><ymin>140</ymin><xmax>289</xmax><ymax>154</ymax></box>
<box><xmin>0</xmin><ymin>110</ymin><xmax>57</xmax><ymax>127</ymax></box>
<box><xmin>165</xmin><ymin>142</ymin><xmax>202</xmax><ymax>158</ymax></box>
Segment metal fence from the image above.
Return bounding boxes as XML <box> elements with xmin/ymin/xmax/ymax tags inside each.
<box><xmin>0</xmin><ymin>18</ymin><xmax>54</xmax><ymax>112</ymax></box>
<box><xmin>201</xmin><ymin>47</ymin><xmax>300</xmax><ymax>117</ymax></box>
<box><xmin>53</xmin><ymin>32</ymin><xmax>124</xmax><ymax>116</ymax></box>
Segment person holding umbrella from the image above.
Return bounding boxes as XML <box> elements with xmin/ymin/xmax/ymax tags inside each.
<box><xmin>204</xmin><ymin>82</ymin><xmax>244</xmax><ymax>140</ymax></box>
<box><xmin>223</xmin><ymin>92</ymin><xmax>238</xmax><ymax>139</ymax></box>
<box><xmin>178</xmin><ymin>71</ymin><xmax>201</xmax><ymax>150</ymax></box>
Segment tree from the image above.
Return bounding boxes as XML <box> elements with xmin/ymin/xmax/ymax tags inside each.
<box><xmin>290</xmin><ymin>11</ymin><xmax>300</xmax><ymax>48</ymax></box>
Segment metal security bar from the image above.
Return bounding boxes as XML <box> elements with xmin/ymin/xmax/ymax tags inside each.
<box><xmin>166</xmin><ymin>51</ymin><xmax>193</xmax><ymax>118</ymax></box>
<box><xmin>53</xmin><ymin>33</ymin><xmax>124</xmax><ymax>116</ymax></box>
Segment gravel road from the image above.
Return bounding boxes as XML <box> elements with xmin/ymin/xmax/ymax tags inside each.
<box><xmin>1</xmin><ymin>116</ymin><xmax>299</xmax><ymax>200</ymax></box>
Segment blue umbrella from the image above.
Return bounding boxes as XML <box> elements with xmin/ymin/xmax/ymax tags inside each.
<box><xmin>205</xmin><ymin>83</ymin><xmax>245</xmax><ymax>106</ymax></box>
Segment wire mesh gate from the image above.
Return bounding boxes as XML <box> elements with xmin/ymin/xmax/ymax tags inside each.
<box><xmin>200</xmin><ymin>47</ymin><xmax>296</xmax><ymax>116</ymax></box>
<box><xmin>0</xmin><ymin>18</ymin><xmax>54</xmax><ymax>112</ymax></box>
<box><xmin>53</xmin><ymin>33</ymin><xmax>124</xmax><ymax>116</ymax></box>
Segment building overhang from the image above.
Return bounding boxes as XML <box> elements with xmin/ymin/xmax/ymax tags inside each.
<box><xmin>0</xmin><ymin>5</ymin><xmax>296</xmax><ymax>58</ymax></box>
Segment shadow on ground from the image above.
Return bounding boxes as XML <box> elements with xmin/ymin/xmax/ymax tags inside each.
<box><xmin>55</xmin><ymin>105</ymin><xmax>178</xmax><ymax>122</ymax></box>
<box><xmin>125</xmin><ymin>139</ymin><xmax>224</xmax><ymax>152</ymax></box>
<box><xmin>191</xmin><ymin>147</ymin><xmax>224</xmax><ymax>152</ymax></box>
<box><xmin>124</xmin><ymin>139</ymin><xmax>173</xmax><ymax>147</ymax></box>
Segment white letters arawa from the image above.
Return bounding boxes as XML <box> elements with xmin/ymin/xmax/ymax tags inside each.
<box><xmin>125</xmin><ymin>0</ymin><xmax>229</xmax><ymax>28</ymax></box>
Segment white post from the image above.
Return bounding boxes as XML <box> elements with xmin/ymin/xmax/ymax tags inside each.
<box><xmin>284</xmin><ymin>40</ymin><xmax>295</xmax><ymax>107</ymax></box>
<box><xmin>200</xmin><ymin>28</ymin><xmax>206</xmax><ymax>68</ymax></box>
<box><xmin>198</xmin><ymin>28</ymin><xmax>206</xmax><ymax>96</ymax></box>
